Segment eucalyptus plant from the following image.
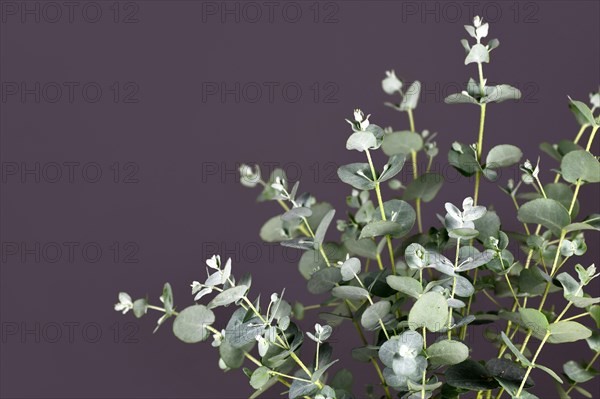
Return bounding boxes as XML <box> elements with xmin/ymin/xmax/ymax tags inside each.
<box><xmin>114</xmin><ymin>16</ymin><xmax>600</xmax><ymax>399</ymax></box>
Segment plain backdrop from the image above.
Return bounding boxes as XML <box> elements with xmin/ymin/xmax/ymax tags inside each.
<box><xmin>1</xmin><ymin>1</ymin><xmax>599</xmax><ymax>398</ymax></box>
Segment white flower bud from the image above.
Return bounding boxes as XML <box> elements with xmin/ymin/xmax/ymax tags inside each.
<box><xmin>354</xmin><ymin>109</ymin><xmax>364</xmax><ymax>122</ymax></box>
<box><xmin>382</xmin><ymin>70</ymin><xmax>403</xmax><ymax>95</ymax></box>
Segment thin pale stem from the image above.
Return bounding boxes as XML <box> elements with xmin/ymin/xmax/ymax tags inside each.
<box><xmin>366</xmin><ymin>149</ymin><xmax>396</xmax><ymax>273</ymax></box>
<box><xmin>448</xmin><ymin>238</ymin><xmax>461</xmax><ymax>339</ymax></box>
<box><xmin>515</xmin><ymin>332</ymin><xmax>550</xmax><ymax>398</ymax></box>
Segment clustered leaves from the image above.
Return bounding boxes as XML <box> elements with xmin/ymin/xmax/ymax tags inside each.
<box><xmin>114</xmin><ymin>16</ymin><xmax>600</xmax><ymax>399</ymax></box>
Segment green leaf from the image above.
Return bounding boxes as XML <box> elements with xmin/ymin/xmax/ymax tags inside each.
<box><xmin>496</xmin><ymin>378</ymin><xmax>539</xmax><ymax>399</ymax></box>
<box><xmin>485</xmin><ymin>145</ymin><xmax>523</xmax><ymax>169</ymax></box>
<box><xmin>482</xmin><ymin>85</ymin><xmax>522</xmax><ymax>104</ymax></box>
<box><xmin>486</xmin><ymin>358</ymin><xmax>533</xmax><ymax>387</ymax></box>
<box><xmin>226</xmin><ymin>308</ymin><xmax>264</xmax><ymax>348</ymax></box>
<box><xmin>568</xmin><ymin>98</ymin><xmax>597</xmax><ymax>126</ymax></box>
<box><xmin>250</xmin><ymin>366</ymin><xmax>271</xmax><ymax>390</ymax></box>
<box><xmin>381</xmin><ymin>131</ymin><xmax>423</xmax><ymax>156</ymax></box>
<box><xmin>546</xmin><ymin>183</ymin><xmax>579</xmax><ymax>218</ymax></box>
<box><xmin>586</xmin><ymin>331</ymin><xmax>600</xmax><ymax>352</ymax></box>
<box><xmin>561</xmin><ymin>150</ymin><xmax>600</xmax><ymax>184</ymax></box>
<box><xmin>208</xmin><ymin>285</ymin><xmax>248</xmax><ymax>309</ymax></box>
<box><xmin>473</xmin><ymin>211</ymin><xmax>501</xmax><ymax>242</ymax></box>
<box><xmin>289</xmin><ymin>379</ymin><xmax>318</xmax><ymax>399</ymax></box>
<box><xmin>330</xmin><ymin>368</ymin><xmax>354</xmax><ymax>391</ymax></box>
<box><xmin>446</xmin><ymin>360</ymin><xmax>499</xmax><ymax>390</ymax></box>
<box><xmin>311</xmin><ymin>359</ymin><xmax>338</xmax><ymax>383</ymax></box>
<box><xmin>258</xmin><ymin>169</ymin><xmax>287</xmax><ymax>202</ymax></box>
<box><xmin>400</xmin><ymin>81</ymin><xmax>422</xmax><ymax>111</ymax></box>
<box><xmin>563</xmin><ymin>360</ymin><xmax>597</xmax><ymax>383</ymax></box>
<box><xmin>403</xmin><ymin>173</ymin><xmax>444</xmax><ymax>202</ymax></box>
<box><xmin>517</xmin><ymin>198</ymin><xmax>571</xmax><ymax>236</ymax></box>
<box><xmin>590</xmin><ymin>305</ymin><xmax>600</xmax><ymax>328</ymax></box>
<box><xmin>360</xmin><ymin>220</ymin><xmax>408</xmax><ymax>239</ymax></box>
<box><xmin>518</xmin><ymin>308</ymin><xmax>549</xmax><ymax>338</ymax></box>
<box><xmin>427</xmin><ymin>340</ymin><xmax>469</xmax><ymax>367</ymax></box>
<box><xmin>540</xmin><ymin>142</ymin><xmax>562</xmax><ymax>161</ymax></box>
<box><xmin>548</xmin><ymin>321</ymin><xmax>592</xmax><ymax>343</ymax></box>
<box><xmin>162</xmin><ymin>283</ymin><xmax>174</xmax><ymax>314</ymax></box>
<box><xmin>448</xmin><ymin>142</ymin><xmax>479</xmax><ymax>176</ymax></box>
<box><xmin>133</xmin><ymin>298</ymin><xmax>148</xmax><ymax>318</ymax></box>
<box><xmin>172</xmin><ymin>305</ymin><xmax>215</xmax><ymax>343</ymax></box>
<box><xmin>449</xmin><ymin>228</ymin><xmax>479</xmax><ymax>240</ymax></box>
<box><xmin>379</xmin><ymin>155</ymin><xmax>405</xmax><ymax>182</ymax></box>
<box><xmin>445</xmin><ymin>92</ymin><xmax>478</xmax><ymax>105</ymax></box>
<box><xmin>363</xmin><ymin>199</ymin><xmax>415</xmax><ymax>238</ymax></box>
<box><xmin>408</xmin><ymin>291</ymin><xmax>449</xmax><ymax>332</ymax></box>
<box><xmin>344</xmin><ymin>238</ymin><xmax>378</xmax><ymax>260</ymax></box>
<box><xmin>562</xmin><ymin>222</ymin><xmax>598</xmax><ymax>233</ymax></box>
<box><xmin>500</xmin><ymin>332</ymin><xmax>532</xmax><ymax>367</ymax></box>
<box><xmin>351</xmin><ymin>345</ymin><xmax>379</xmax><ymax>362</ymax></box>
<box><xmin>220</xmin><ymin>339</ymin><xmax>246</xmax><ymax>369</ymax></box>
<box><xmin>249</xmin><ymin>377</ymin><xmax>278</xmax><ymax>399</ymax></box>
<box><xmin>361</xmin><ymin>301</ymin><xmax>391</xmax><ymax>330</ymax></box>
<box><xmin>307</xmin><ymin>268</ymin><xmax>342</xmax><ymax>295</ymax></box>
<box><xmin>314</xmin><ymin>209</ymin><xmax>335</xmax><ymax>245</ymax></box>
<box><xmin>346</xmin><ymin>131</ymin><xmax>378</xmax><ymax>152</ymax></box>
<box><xmin>337</xmin><ymin>163</ymin><xmax>376</xmax><ymax>190</ymax></box>
<box><xmin>386</xmin><ymin>275</ymin><xmax>423</xmax><ymax>299</ymax></box>
<box><xmin>465</xmin><ymin>43</ymin><xmax>489</xmax><ymax>64</ymax></box>
<box><xmin>340</xmin><ymin>257</ymin><xmax>361</xmax><ymax>281</ymax></box>
<box><xmin>260</xmin><ymin>216</ymin><xmax>290</xmax><ymax>242</ymax></box>
<box><xmin>332</xmin><ymin>285</ymin><xmax>370</xmax><ymax>301</ymax></box>
<box><xmin>535</xmin><ymin>363</ymin><xmax>563</xmax><ymax>383</ymax></box>
<box><xmin>281</xmin><ymin>207</ymin><xmax>312</xmax><ymax>222</ymax></box>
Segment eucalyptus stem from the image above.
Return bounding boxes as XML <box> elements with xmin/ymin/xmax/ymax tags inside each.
<box><xmin>407</xmin><ymin>109</ymin><xmax>416</xmax><ymax>132</ymax></box>
<box><xmin>421</xmin><ymin>326</ymin><xmax>428</xmax><ymax>399</ymax></box>
<box><xmin>460</xmin><ymin>267</ymin><xmax>478</xmax><ymax>340</ymax></box>
<box><xmin>473</xmin><ymin>60</ymin><xmax>487</xmax><ymax>206</ymax></box>
<box><xmin>365</xmin><ymin>149</ymin><xmax>396</xmax><ymax>274</ymax></box>
<box><xmin>515</xmin><ymin>332</ymin><xmax>549</xmax><ymax>398</ymax></box>
<box><xmin>448</xmin><ymin>238</ymin><xmax>461</xmax><ymax>340</ymax></box>
<box><xmin>411</xmin><ymin>150</ymin><xmax>423</xmax><ymax>233</ymax></box>
<box><xmin>473</xmin><ymin>103</ymin><xmax>487</xmax><ymax>206</ymax></box>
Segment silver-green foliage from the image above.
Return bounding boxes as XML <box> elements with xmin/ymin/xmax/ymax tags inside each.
<box><xmin>113</xmin><ymin>16</ymin><xmax>600</xmax><ymax>399</ymax></box>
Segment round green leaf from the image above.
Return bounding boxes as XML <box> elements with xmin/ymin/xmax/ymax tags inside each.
<box><xmin>337</xmin><ymin>163</ymin><xmax>376</xmax><ymax>190</ymax></box>
<box><xmin>465</xmin><ymin>43</ymin><xmax>489</xmax><ymax>65</ymax></box>
<box><xmin>408</xmin><ymin>291</ymin><xmax>449</xmax><ymax>332</ymax></box>
<box><xmin>219</xmin><ymin>339</ymin><xmax>246</xmax><ymax>369</ymax></box>
<box><xmin>346</xmin><ymin>131</ymin><xmax>378</xmax><ymax>152</ymax></box>
<box><xmin>561</xmin><ymin>150</ymin><xmax>600</xmax><ymax>184</ymax></box>
<box><xmin>427</xmin><ymin>340</ymin><xmax>469</xmax><ymax>367</ymax></box>
<box><xmin>208</xmin><ymin>285</ymin><xmax>248</xmax><ymax>309</ymax></box>
<box><xmin>381</xmin><ymin>131</ymin><xmax>423</xmax><ymax>156</ymax></box>
<box><xmin>361</xmin><ymin>301</ymin><xmax>391</xmax><ymax>330</ymax></box>
<box><xmin>332</xmin><ymin>285</ymin><xmax>369</xmax><ymax>301</ymax></box>
<box><xmin>386</xmin><ymin>275</ymin><xmax>423</xmax><ymax>299</ymax></box>
<box><xmin>563</xmin><ymin>360</ymin><xmax>598</xmax><ymax>383</ymax></box>
<box><xmin>485</xmin><ymin>144</ymin><xmax>523</xmax><ymax>169</ymax></box>
<box><xmin>172</xmin><ymin>305</ymin><xmax>215</xmax><ymax>343</ymax></box>
<box><xmin>517</xmin><ymin>198</ymin><xmax>571</xmax><ymax>236</ymax></box>
<box><xmin>260</xmin><ymin>216</ymin><xmax>289</xmax><ymax>242</ymax></box>
<box><xmin>250</xmin><ymin>366</ymin><xmax>271</xmax><ymax>389</ymax></box>
<box><xmin>307</xmin><ymin>268</ymin><xmax>342</xmax><ymax>295</ymax></box>
<box><xmin>403</xmin><ymin>173</ymin><xmax>444</xmax><ymax>202</ymax></box>
<box><xmin>519</xmin><ymin>308</ymin><xmax>549</xmax><ymax>338</ymax></box>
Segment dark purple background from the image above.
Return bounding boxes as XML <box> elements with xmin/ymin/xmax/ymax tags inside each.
<box><xmin>1</xmin><ymin>1</ymin><xmax>599</xmax><ymax>398</ymax></box>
